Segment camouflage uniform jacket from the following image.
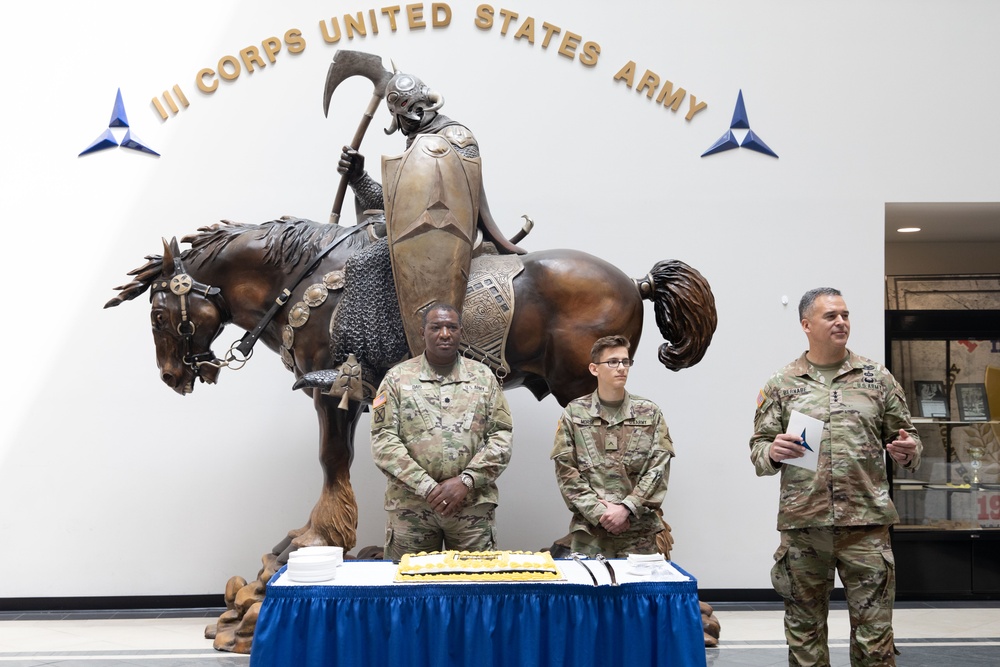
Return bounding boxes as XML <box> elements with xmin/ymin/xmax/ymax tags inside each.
<box><xmin>551</xmin><ymin>390</ymin><xmax>674</xmax><ymax>537</ymax></box>
<box><xmin>371</xmin><ymin>354</ymin><xmax>513</xmax><ymax>511</ymax></box>
<box><xmin>750</xmin><ymin>350</ymin><xmax>922</xmax><ymax>531</ymax></box>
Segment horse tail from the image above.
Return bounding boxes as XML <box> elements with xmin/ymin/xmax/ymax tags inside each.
<box><xmin>637</xmin><ymin>260</ymin><xmax>717</xmax><ymax>371</ymax></box>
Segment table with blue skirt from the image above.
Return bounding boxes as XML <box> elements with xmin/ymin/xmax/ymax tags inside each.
<box><xmin>248</xmin><ymin>558</ymin><xmax>707</xmax><ymax>667</ymax></box>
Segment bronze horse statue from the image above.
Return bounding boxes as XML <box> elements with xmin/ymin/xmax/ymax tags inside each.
<box><xmin>106</xmin><ymin>215</ymin><xmax>717</xmax><ymax>651</ymax></box>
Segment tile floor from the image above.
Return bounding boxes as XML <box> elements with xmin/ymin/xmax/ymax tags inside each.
<box><xmin>705</xmin><ymin>601</ymin><xmax>1000</xmax><ymax>666</ymax></box>
<box><xmin>0</xmin><ymin>601</ymin><xmax>998</xmax><ymax>666</ymax></box>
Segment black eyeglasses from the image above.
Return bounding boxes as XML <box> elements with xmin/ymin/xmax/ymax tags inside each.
<box><xmin>596</xmin><ymin>359</ymin><xmax>634</xmax><ymax>368</ymax></box>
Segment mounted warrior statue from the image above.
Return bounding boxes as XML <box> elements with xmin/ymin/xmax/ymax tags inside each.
<box><xmin>104</xmin><ymin>50</ymin><xmax>721</xmax><ymax>651</ymax></box>
<box><xmin>329</xmin><ymin>58</ymin><xmax>530</xmax><ymax>363</ymax></box>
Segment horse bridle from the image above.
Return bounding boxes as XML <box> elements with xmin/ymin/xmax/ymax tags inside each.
<box><xmin>150</xmin><ymin>270</ymin><xmax>233</xmax><ymax>379</ymax></box>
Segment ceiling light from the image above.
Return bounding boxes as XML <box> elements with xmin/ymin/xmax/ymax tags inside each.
<box><xmin>896</xmin><ymin>227</ymin><xmax>921</xmax><ymax>233</ymax></box>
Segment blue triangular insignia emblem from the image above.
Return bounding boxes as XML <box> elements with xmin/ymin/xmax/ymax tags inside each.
<box><xmin>120</xmin><ymin>129</ymin><xmax>160</xmax><ymax>156</ymax></box>
<box><xmin>109</xmin><ymin>88</ymin><xmax>129</xmax><ymax>128</ymax></box>
<box><xmin>730</xmin><ymin>90</ymin><xmax>750</xmax><ymax>129</ymax></box>
<box><xmin>701</xmin><ymin>130</ymin><xmax>740</xmax><ymax>157</ymax></box>
<box><xmin>78</xmin><ymin>128</ymin><xmax>119</xmax><ymax>156</ymax></box>
<box><xmin>741</xmin><ymin>129</ymin><xmax>778</xmax><ymax>158</ymax></box>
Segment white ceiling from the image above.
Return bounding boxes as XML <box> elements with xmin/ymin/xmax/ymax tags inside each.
<box><xmin>885</xmin><ymin>202</ymin><xmax>1000</xmax><ymax>243</ymax></box>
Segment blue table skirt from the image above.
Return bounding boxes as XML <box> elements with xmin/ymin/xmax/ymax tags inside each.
<box><xmin>249</xmin><ymin>562</ymin><xmax>707</xmax><ymax>667</ymax></box>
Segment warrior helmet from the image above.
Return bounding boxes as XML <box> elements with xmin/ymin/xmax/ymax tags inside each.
<box><xmin>384</xmin><ymin>71</ymin><xmax>444</xmax><ymax>135</ymax></box>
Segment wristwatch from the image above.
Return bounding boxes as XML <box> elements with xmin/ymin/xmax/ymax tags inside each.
<box><xmin>459</xmin><ymin>473</ymin><xmax>474</xmax><ymax>489</ymax></box>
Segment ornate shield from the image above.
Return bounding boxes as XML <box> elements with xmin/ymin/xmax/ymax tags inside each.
<box><xmin>382</xmin><ymin>133</ymin><xmax>481</xmax><ymax>355</ymax></box>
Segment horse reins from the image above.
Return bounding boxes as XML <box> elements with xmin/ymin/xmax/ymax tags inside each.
<box><xmin>231</xmin><ymin>221</ymin><xmax>374</xmax><ymax>360</ymax></box>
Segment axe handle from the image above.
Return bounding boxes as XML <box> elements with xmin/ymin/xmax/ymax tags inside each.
<box><xmin>329</xmin><ymin>93</ymin><xmax>383</xmax><ymax>225</ymax></box>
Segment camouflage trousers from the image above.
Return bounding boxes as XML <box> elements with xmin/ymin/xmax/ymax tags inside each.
<box><xmin>770</xmin><ymin>525</ymin><xmax>896</xmax><ymax>667</ymax></box>
<box><xmin>384</xmin><ymin>503</ymin><xmax>497</xmax><ymax>562</ymax></box>
<box><xmin>569</xmin><ymin>528</ymin><xmax>661</xmax><ymax>558</ymax></box>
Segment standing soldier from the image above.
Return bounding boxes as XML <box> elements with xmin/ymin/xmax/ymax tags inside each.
<box><xmin>551</xmin><ymin>334</ymin><xmax>674</xmax><ymax>557</ymax></box>
<box><xmin>371</xmin><ymin>303</ymin><xmax>513</xmax><ymax>561</ymax></box>
<box><xmin>750</xmin><ymin>287</ymin><xmax>921</xmax><ymax>666</ymax></box>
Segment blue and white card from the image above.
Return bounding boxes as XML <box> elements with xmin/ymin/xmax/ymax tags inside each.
<box><xmin>784</xmin><ymin>410</ymin><xmax>823</xmax><ymax>472</ymax></box>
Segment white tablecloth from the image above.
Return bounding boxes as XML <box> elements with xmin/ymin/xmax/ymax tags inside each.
<box><xmin>273</xmin><ymin>558</ymin><xmax>691</xmax><ymax>587</ymax></box>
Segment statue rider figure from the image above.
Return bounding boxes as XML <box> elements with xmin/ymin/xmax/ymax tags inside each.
<box><xmin>337</xmin><ymin>69</ymin><xmax>525</xmax><ymax>357</ymax></box>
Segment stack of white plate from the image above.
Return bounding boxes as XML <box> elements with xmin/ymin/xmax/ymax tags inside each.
<box><xmin>626</xmin><ymin>552</ymin><xmax>666</xmax><ymax>576</ymax></box>
<box><xmin>286</xmin><ymin>546</ymin><xmax>343</xmax><ymax>583</ymax></box>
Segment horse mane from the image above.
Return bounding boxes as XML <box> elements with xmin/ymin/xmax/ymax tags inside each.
<box><xmin>104</xmin><ymin>217</ymin><xmax>362</xmax><ymax>308</ymax></box>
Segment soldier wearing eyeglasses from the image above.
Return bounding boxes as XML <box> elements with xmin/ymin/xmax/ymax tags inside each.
<box><xmin>550</xmin><ymin>335</ymin><xmax>675</xmax><ymax>557</ymax></box>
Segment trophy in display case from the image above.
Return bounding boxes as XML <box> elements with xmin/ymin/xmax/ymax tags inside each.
<box><xmin>968</xmin><ymin>444</ymin><xmax>986</xmax><ymax>486</ymax></box>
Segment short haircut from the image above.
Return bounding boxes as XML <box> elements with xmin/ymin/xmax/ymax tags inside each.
<box><xmin>590</xmin><ymin>335</ymin><xmax>631</xmax><ymax>363</ymax></box>
<box><xmin>798</xmin><ymin>287</ymin><xmax>842</xmax><ymax>320</ymax></box>
<box><xmin>422</xmin><ymin>302</ymin><xmax>460</xmax><ymax>326</ymax></box>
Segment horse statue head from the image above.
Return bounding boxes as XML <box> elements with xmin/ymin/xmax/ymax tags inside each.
<box><xmin>146</xmin><ymin>237</ymin><xmax>231</xmax><ymax>394</ymax></box>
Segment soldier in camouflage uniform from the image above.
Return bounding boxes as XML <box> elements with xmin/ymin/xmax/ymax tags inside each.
<box><xmin>750</xmin><ymin>288</ymin><xmax>922</xmax><ymax>667</ymax></box>
<box><xmin>371</xmin><ymin>303</ymin><xmax>513</xmax><ymax>561</ymax></box>
<box><xmin>551</xmin><ymin>335</ymin><xmax>674</xmax><ymax>557</ymax></box>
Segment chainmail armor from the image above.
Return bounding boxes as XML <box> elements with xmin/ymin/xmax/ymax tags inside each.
<box><xmin>454</xmin><ymin>143</ymin><xmax>479</xmax><ymax>160</ymax></box>
<box><xmin>350</xmin><ymin>172</ymin><xmax>386</xmax><ymax>212</ymax></box>
<box><xmin>330</xmin><ymin>238</ymin><xmax>409</xmax><ymax>387</ymax></box>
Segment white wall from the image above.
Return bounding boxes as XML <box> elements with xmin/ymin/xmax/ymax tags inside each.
<box><xmin>2</xmin><ymin>0</ymin><xmax>999</xmax><ymax>598</ymax></box>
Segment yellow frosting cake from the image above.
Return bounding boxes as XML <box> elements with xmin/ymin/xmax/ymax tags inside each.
<box><xmin>395</xmin><ymin>550</ymin><xmax>563</xmax><ymax>582</ymax></box>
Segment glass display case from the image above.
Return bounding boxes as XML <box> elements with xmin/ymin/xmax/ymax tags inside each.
<box><xmin>885</xmin><ymin>309</ymin><xmax>1000</xmax><ymax>598</ymax></box>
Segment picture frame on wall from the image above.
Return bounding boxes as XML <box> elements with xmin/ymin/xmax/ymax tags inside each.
<box><xmin>915</xmin><ymin>380</ymin><xmax>949</xmax><ymax>419</ymax></box>
<box><xmin>956</xmin><ymin>383</ymin><xmax>991</xmax><ymax>422</ymax></box>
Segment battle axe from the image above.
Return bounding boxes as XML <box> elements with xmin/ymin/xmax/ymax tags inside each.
<box><xmin>323</xmin><ymin>50</ymin><xmax>394</xmax><ymax>225</ymax></box>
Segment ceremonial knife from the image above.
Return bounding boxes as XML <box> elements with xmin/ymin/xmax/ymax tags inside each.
<box><xmin>570</xmin><ymin>552</ymin><xmax>599</xmax><ymax>586</ymax></box>
<box><xmin>595</xmin><ymin>554</ymin><xmax>618</xmax><ymax>586</ymax></box>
